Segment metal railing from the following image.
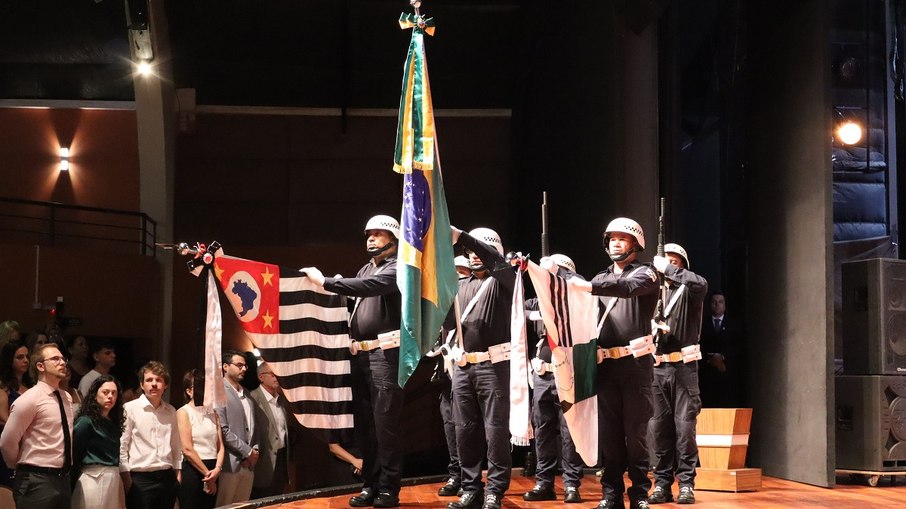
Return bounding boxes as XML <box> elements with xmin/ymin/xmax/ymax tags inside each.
<box><xmin>0</xmin><ymin>197</ymin><xmax>157</xmax><ymax>256</ymax></box>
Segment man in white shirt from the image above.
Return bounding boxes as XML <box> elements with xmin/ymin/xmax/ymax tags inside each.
<box><xmin>250</xmin><ymin>362</ymin><xmax>290</xmax><ymax>498</ymax></box>
<box><xmin>119</xmin><ymin>361</ymin><xmax>181</xmax><ymax>509</ymax></box>
<box><xmin>216</xmin><ymin>350</ymin><xmax>259</xmax><ymax>505</ymax></box>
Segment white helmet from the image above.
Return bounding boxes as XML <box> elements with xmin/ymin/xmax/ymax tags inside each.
<box><xmin>469</xmin><ymin>227</ymin><xmax>504</xmax><ymax>256</ymax></box>
<box><xmin>603</xmin><ymin>217</ymin><xmax>646</xmax><ymax>251</ymax></box>
<box><xmin>364</xmin><ymin>215</ymin><xmax>400</xmax><ymax>239</ymax></box>
<box><xmin>454</xmin><ymin>255</ymin><xmax>470</xmax><ymax>269</ymax></box>
<box><xmin>664</xmin><ymin>243</ymin><xmax>690</xmax><ymax>269</ymax></box>
<box><xmin>549</xmin><ymin>253</ymin><xmax>576</xmax><ymax>273</ymax></box>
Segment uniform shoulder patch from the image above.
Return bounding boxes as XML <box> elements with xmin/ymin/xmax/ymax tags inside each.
<box><xmin>646</xmin><ymin>268</ymin><xmax>657</xmax><ymax>282</ymax></box>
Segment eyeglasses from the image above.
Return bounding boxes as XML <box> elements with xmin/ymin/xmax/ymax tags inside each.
<box><xmin>230</xmin><ymin>362</ymin><xmax>248</xmax><ymax>370</ymax></box>
<box><xmin>41</xmin><ymin>356</ymin><xmax>67</xmax><ymax>364</ymax></box>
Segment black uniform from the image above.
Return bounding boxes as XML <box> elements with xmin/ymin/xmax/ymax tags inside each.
<box><xmin>590</xmin><ymin>261</ymin><xmax>659</xmax><ymax>504</ymax></box>
<box><xmin>446</xmin><ymin>232</ymin><xmax>516</xmax><ymax>498</ymax></box>
<box><xmin>649</xmin><ymin>263</ymin><xmax>707</xmax><ymax>491</ymax></box>
<box><xmin>526</xmin><ymin>275</ymin><xmax>585</xmax><ymax>492</ymax></box>
<box><xmin>698</xmin><ymin>312</ymin><xmax>743</xmax><ymax>408</ymax></box>
<box><xmin>324</xmin><ymin>256</ymin><xmax>403</xmax><ymax>498</ymax></box>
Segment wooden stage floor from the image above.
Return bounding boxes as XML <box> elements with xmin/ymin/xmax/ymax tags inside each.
<box><xmin>254</xmin><ymin>472</ymin><xmax>906</xmax><ymax>509</ymax></box>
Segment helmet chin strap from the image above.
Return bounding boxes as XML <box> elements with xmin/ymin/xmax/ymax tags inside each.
<box><xmin>603</xmin><ymin>238</ymin><xmax>639</xmax><ymax>262</ymax></box>
<box><xmin>367</xmin><ymin>241</ymin><xmax>396</xmax><ymax>257</ymax></box>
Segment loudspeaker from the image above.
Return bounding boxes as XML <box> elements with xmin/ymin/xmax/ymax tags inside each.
<box><xmin>842</xmin><ymin>258</ymin><xmax>906</xmax><ymax>375</ymax></box>
<box><xmin>835</xmin><ymin>376</ymin><xmax>906</xmax><ymax>471</ymax></box>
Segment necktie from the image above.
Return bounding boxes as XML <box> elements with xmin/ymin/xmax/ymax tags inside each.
<box><xmin>713</xmin><ymin>317</ymin><xmax>721</xmax><ymax>333</ymax></box>
<box><xmin>53</xmin><ymin>390</ymin><xmax>72</xmax><ymax>471</ymax></box>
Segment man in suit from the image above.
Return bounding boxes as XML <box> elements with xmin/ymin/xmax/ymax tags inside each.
<box><xmin>698</xmin><ymin>293</ymin><xmax>743</xmax><ymax>408</ymax></box>
<box><xmin>250</xmin><ymin>361</ymin><xmax>290</xmax><ymax>499</ymax></box>
<box><xmin>216</xmin><ymin>350</ymin><xmax>259</xmax><ymax>505</ymax></box>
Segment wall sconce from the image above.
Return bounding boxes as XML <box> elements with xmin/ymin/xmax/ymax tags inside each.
<box><xmin>59</xmin><ymin>147</ymin><xmax>70</xmax><ymax>172</ymax></box>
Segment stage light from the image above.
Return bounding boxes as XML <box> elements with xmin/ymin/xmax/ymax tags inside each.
<box><xmin>59</xmin><ymin>147</ymin><xmax>70</xmax><ymax>172</ymax></box>
<box><xmin>837</xmin><ymin>121</ymin><xmax>863</xmax><ymax>145</ymax></box>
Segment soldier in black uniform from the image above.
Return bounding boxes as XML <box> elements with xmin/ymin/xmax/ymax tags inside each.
<box><xmin>522</xmin><ymin>254</ymin><xmax>586</xmax><ymax>504</ymax></box>
<box><xmin>571</xmin><ymin>217</ymin><xmax>659</xmax><ymax>509</ymax></box>
<box><xmin>445</xmin><ymin>227</ymin><xmax>516</xmax><ymax>509</ymax></box>
<box><xmin>647</xmin><ymin>243</ymin><xmax>707</xmax><ymax>505</ymax></box>
<box><xmin>302</xmin><ymin>214</ymin><xmax>404</xmax><ymax>509</ymax></box>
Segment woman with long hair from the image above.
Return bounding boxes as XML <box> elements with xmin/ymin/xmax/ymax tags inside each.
<box><xmin>72</xmin><ymin>374</ymin><xmax>126</xmax><ymax>509</ymax></box>
<box><xmin>177</xmin><ymin>369</ymin><xmax>225</xmax><ymax>509</ymax></box>
<box><xmin>0</xmin><ymin>339</ymin><xmax>32</xmax><ymax>505</ymax></box>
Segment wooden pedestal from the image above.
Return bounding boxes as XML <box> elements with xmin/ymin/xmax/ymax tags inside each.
<box><xmin>696</xmin><ymin>408</ymin><xmax>761</xmax><ymax>491</ymax></box>
<box><xmin>695</xmin><ymin>467</ymin><xmax>763</xmax><ymax>492</ymax></box>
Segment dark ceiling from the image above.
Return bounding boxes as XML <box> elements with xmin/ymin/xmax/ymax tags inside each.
<box><xmin>0</xmin><ymin>0</ymin><xmax>528</xmax><ymax>108</ymax></box>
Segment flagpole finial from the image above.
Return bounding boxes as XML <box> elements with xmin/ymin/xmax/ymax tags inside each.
<box><xmin>410</xmin><ymin>0</ymin><xmax>421</xmax><ymax>16</ymax></box>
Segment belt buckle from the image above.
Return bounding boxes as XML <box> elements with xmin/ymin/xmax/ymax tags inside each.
<box><xmin>464</xmin><ymin>352</ymin><xmax>479</xmax><ymax>364</ymax></box>
<box><xmin>669</xmin><ymin>352</ymin><xmax>683</xmax><ymax>362</ymax></box>
<box><xmin>606</xmin><ymin>347</ymin><xmax>623</xmax><ymax>359</ymax></box>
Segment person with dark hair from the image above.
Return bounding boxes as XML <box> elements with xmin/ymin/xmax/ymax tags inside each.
<box><xmin>216</xmin><ymin>349</ymin><xmax>258</xmax><ymax>506</ymax></box>
<box><xmin>65</xmin><ymin>336</ymin><xmax>91</xmax><ymax>390</ymax></box>
<box><xmin>0</xmin><ymin>340</ymin><xmax>32</xmax><ymax>506</ymax></box>
<box><xmin>72</xmin><ymin>374</ymin><xmax>125</xmax><ymax>509</ymax></box>
<box><xmin>120</xmin><ymin>361</ymin><xmax>180</xmax><ymax>509</ymax></box>
<box><xmin>78</xmin><ymin>339</ymin><xmax>116</xmax><ymax>399</ymax></box>
<box><xmin>177</xmin><ymin>369</ymin><xmax>225</xmax><ymax>509</ymax></box>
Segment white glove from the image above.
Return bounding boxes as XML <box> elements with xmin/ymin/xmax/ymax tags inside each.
<box><xmin>539</xmin><ymin>256</ymin><xmax>555</xmax><ymax>272</ymax></box>
<box><xmin>653</xmin><ymin>255</ymin><xmax>670</xmax><ymax>273</ymax></box>
<box><xmin>450</xmin><ymin>225</ymin><xmax>462</xmax><ymax>244</ymax></box>
<box><xmin>567</xmin><ymin>277</ymin><xmax>593</xmax><ymax>294</ymax></box>
<box><xmin>301</xmin><ymin>266</ymin><xmax>325</xmax><ymax>287</ymax></box>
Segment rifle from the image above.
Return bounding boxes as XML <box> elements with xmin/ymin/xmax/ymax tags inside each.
<box><xmin>652</xmin><ymin>198</ymin><xmax>669</xmax><ymax>348</ymax></box>
<box><xmin>541</xmin><ymin>191</ymin><xmax>550</xmax><ymax>258</ymax></box>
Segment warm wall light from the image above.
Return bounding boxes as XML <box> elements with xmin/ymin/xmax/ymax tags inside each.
<box><xmin>59</xmin><ymin>147</ymin><xmax>70</xmax><ymax>172</ymax></box>
<box><xmin>136</xmin><ymin>60</ymin><xmax>153</xmax><ymax>76</ymax></box>
<box><xmin>837</xmin><ymin>121</ymin><xmax>863</xmax><ymax>145</ymax></box>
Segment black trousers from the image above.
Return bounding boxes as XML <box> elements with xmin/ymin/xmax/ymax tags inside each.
<box><xmin>178</xmin><ymin>458</ymin><xmax>216</xmax><ymax>509</ymax></box>
<box><xmin>351</xmin><ymin>353</ymin><xmax>381</xmax><ymax>492</ymax></box>
<box><xmin>532</xmin><ymin>372</ymin><xmax>584</xmax><ymax>489</ymax></box>
<box><xmin>251</xmin><ymin>448</ymin><xmax>289</xmax><ymax>499</ymax></box>
<box><xmin>453</xmin><ymin>361</ymin><xmax>511</xmax><ymax>497</ymax></box>
<box><xmin>597</xmin><ymin>356</ymin><xmax>654</xmax><ymax>502</ymax></box>
<box><xmin>367</xmin><ymin>348</ymin><xmax>405</xmax><ymax>496</ymax></box>
<box><xmin>126</xmin><ymin>469</ymin><xmax>178</xmax><ymax>509</ymax></box>
<box><xmin>13</xmin><ymin>469</ymin><xmax>71</xmax><ymax>509</ymax></box>
<box><xmin>650</xmin><ymin>362</ymin><xmax>701</xmax><ymax>488</ymax></box>
<box><xmin>439</xmin><ymin>378</ymin><xmax>461</xmax><ymax>482</ymax></box>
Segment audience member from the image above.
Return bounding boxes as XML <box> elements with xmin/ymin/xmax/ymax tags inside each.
<box><xmin>120</xmin><ymin>361</ymin><xmax>180</xmax><ymax>509</ymax></box>
<box><xmin>329</xmin><ymin>441</ymin><xmax>364</xmax><ymax>479</ymax></box>
<box><xmin>216</xmin><ymin>350</ymin><xmax>258</xmax><ymax>506</ymax></box>
<box><xmin>250</xmin><ymin>362</ymin><xmax>290</xmax><ymax>499</ymax></box>
<box><xmin>78</xmin><ymin>340</ymin><xmax>117</xmax><ymax>399</ymax></box>
<box><xmin>0</xmin><ymin>321</ymin><xmax>21</xmax><ymax>351</ymax></box>
<box><xmin>177</xmin><ymin>369</ymin><xmax>224</xmax><ymax>509</ymax></box>
<box><xmin>72</xmin><ymin>375</ymin><xmax>125</xmax><ymax>509</ymax></box>
<box><xmin>65</xmin><ymin>336</ymin><xmax>91</xmax><ymax>390</ymax></box>
<box><xmin>0</xmin><ymin>343</ymin><xmax>75</xmax><ymax>509</ymax></box>
<box><xmin>0</xmin><ymin>340</ymin><xmax>32</xmax><ymax>507</ymax></box>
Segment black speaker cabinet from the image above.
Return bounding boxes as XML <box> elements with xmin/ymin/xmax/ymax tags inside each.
<box><xmin>842</xmin><ymin>258</ymin><xmax>906</xmax><ymax>375</ymax></box>
<box><xmin>835</xmin><ymin>376</ymin><xmax>906</xmax><ymax>471</ymax></box>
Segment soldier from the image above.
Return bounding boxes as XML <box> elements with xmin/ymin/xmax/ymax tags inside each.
<box><xmin>445</xmin><ymin>227</ymin><xmax>516</xmax><ymax>509</ymax></box>
<box><xmin>302</xmin><ymin>215</ymin><xmax>404</xmax><ymax>509</ymax></box>
<box><xmin>570</xmin><ymin>217</ymin><xmax>659</xmax><ymax>509</ymax></box>
<box><xmin>647</xmin><ymin>243</ymin><xmax>707</xmax><ymax>505</ymax></box>
<box><xmin>522</xmin><ymin>254</ymin><xmax>585</xmax><ymax>504</ymax></box>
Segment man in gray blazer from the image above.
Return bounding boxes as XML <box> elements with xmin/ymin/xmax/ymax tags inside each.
<box><xmin>216</xmin><ymin>350</ymin><xmax>259</xmax><ymax>506</ymax></box>
<box><xmin>250</xmin><ymin>361</ymin><xmax>290</xmax><ymax>498</ymax></box>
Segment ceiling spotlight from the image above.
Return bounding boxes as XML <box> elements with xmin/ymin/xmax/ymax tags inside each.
<box><xmin>59</xmin><ymin>147</ymin><xmax>70</xmax><ymax>172</ymax></box>
<box><xmin>136</xmin><ymin>60</ymin><xmax>153</xmax><ymax>76</ymax></box>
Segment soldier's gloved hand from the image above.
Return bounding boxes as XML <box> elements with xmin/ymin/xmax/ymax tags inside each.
<box><xmin>653</xmin><ymin>255</ymin><xmax>670</xmax><ymax>273</ymax></box>
<box><xmin>539</xmin><ymin>256</ymin><xmax>555</xmax><ymax>272</ymax></box>
<box><xmin>568</xmin><ymin>277</ymin><xmax>593</xmax><ymax>293</ymax></box>
<box><xmin>301</xmin><ymin>266</ymin><xmax>325</xmax><ymax>287</ymax></box>
<box><xmin>450</xmin><ymin>226</ymin><xmax>462</xmax><ymax>244</ymax></box>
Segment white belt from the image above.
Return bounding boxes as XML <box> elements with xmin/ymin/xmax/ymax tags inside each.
<box><xmin>531</xmin><ymin>357</ymin><xmax>555</xmax><ymax>375</ymax></box>
<box><xmin>461</xmin><ymin>342</ymin><xmax>511</xmax><ymax>365</ymax></box>
<box><xmin>350</xmin><ymin>330</ymin><xmax>401</xmax><ymax>355</ymax></box>
<box><xmin>654</xmin><ymin>352</ymin><xmax>684</xmax><ymax>364</ymax></box>
<box><xmin>653</xmin><ymin>344</ymin><xmax>702</xmax><ymax>366</ymax></box>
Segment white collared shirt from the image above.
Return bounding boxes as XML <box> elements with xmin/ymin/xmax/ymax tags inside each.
<box><xmin>119</xmin><ymin>394</ymin><xmax>181</xmax><ymax>472</ymax></box>
<box><xmin>262</xmin><ymin>389</ymin><xmax>287</xmax><ymax>450</ymax></box>
<box><xmin>226</xmin><ymin>381</ymin><xmax>255</xmax><ymax>443</ymax></box>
